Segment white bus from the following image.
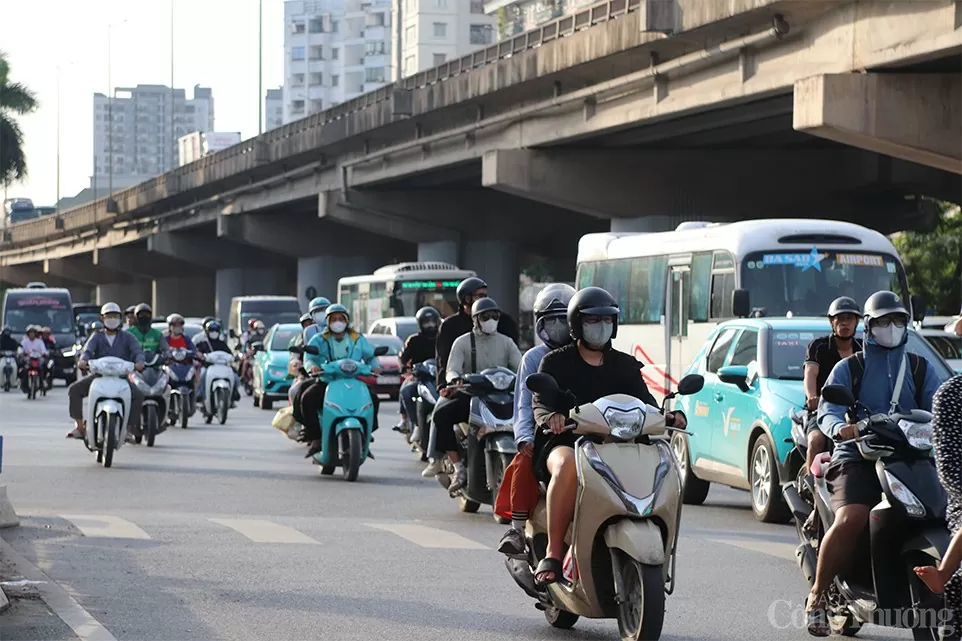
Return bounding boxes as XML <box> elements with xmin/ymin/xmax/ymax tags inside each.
<box><xmin>576</xmin><ymin>219</ymin><xmax>916</xmax><ymax>398</ymax></box>
<box><xmin>337</xmin><ymin>262</ymin><xmax>476</xmax><ymax>331</ymax></box>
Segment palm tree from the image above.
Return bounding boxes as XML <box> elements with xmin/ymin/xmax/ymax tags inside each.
<box><xmin>0</xmin><ymin>51</ymin><xmax>39</xmax><ymax>185</ymax></box>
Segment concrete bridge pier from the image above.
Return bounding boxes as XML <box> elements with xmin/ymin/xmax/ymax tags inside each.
<box><xmin>417</xmin><ymin>241</ymin><xmax>460</xmax><ymax>265</ymax></box>
<box><xmin>296</xmin><ymin>255</ymin><xmax>382</xmax><ymax>311</ymax></box>
<box><xmin>96</xmin><ymin>282</ymin><xmax>153</xmax><ymax>308</ymax></box>
<box><xmin>153</xmin><ymin>278</ymin><xmax>216</xmax><ymax>318</ymax></box>
<box><xmin>462</xmin><ymin>240</ymin><xmax>521</xmax><ymax>321</ymax></box>
<box><xmin>215</xmin><ymin>268</ymin><xmax>293</xmax><ymax>322</ymax></box>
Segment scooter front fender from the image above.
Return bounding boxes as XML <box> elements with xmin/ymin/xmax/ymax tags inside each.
<box><xmin>211</xmin><ymin>379</ymin><xmax>231</xmax><ymax>390</ymax></box>
<box><xmin>97</xmin><ymin>400</ymin><xmax>125</xmax><ymax>417</ymax></box>
<box><xmin>484</xmin><ymin>432</ymin><xmax>517</xmax><ymax>455</ymax></box>
<box><xmin>603</xmin><ymin>519</ymin><xmax>665</xmax><ymax>566</ymax></box>
<box><xmin>335</xmin><ymin>417</ymin><xmax>365</xmax><ymax>434</ymax></box>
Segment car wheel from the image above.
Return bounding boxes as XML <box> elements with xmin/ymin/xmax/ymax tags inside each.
<box><xmin>749</xmin><ymin>434</ymin><xmax>791</xmax><ymax>523</ymax></box>
<box><xmin>671</xmin><ymin>432</ymin><xmax>710</xmax><ymax>505</ymax></box>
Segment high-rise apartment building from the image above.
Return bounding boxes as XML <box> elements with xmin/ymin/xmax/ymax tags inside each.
<box><xmin>265</xmin><ymin>87</ymin><xmax>285</xmax><ymax>131</ymax></box>
<box><xmin>91</xmin><ymin>84</ymin><xmax>214</xmax><ymax>191</ymax></box>
<box><xmin>391</xmin><ymin>0</ymin><xmax>496</xmax><ymax>80</ymax></box>
<box><xmin>485</xmin><ymin>0</ymin><xmax>596</xmax><ymax>39</ymax></box>
<box><xmin>282</xmin><ymin>0</ymin><xmax>392</xmax><ymax>123</ymax></box>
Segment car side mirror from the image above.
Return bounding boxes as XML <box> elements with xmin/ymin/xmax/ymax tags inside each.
<box><xmin>911</xmin><ymin>294</ymin><xmax>925</xmax><ymax>322</ymax></box>
<box><xmin>717</xmin><ymin>365</ymin><xmax>750</xmax><ymax>392</ymax></box>
<box><xmin>732</xmin><ymin>289</ymin><xmax>750</xmax><ymax>319</ymax></box>
<box><xmin>373</xmin><ymin>345</ymin><xmax>389</xmax><ymax>357</ymax></box>
<box><xmin>822</xmin><ymin>384</ymin><xmax>856</xmax><ymax>407</ymax></box>
<box><xmin>676</xmin><ymin>374</ymin><xmax>705</xmax><ymax>395</ymax></box>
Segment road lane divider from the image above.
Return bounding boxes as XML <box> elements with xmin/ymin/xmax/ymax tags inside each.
<box><xmin>59</xmin><ymin>515</ymin><xmax>151</xmax><ymax>540</ymax></box>
<box><xmin>208</xmin><ymin>518</ymin><xmax>320</xmax><ymax>544</ymax></box>
<box><xmin>364</xmin><ymin>523</ymin><xmax>489</xmax><ymax>550</ymax></box>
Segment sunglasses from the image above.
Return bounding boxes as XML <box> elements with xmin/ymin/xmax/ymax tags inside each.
<box><xmin>479</xmin><ymin>312</ymin><xmax>500</xmax><ymax>322</ymax></box>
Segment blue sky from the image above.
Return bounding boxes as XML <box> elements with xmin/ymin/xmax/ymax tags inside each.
<box><xmin>3</xmin><ymin>0</ymin><xmax>287</xmax><ymax>205</ymax></box>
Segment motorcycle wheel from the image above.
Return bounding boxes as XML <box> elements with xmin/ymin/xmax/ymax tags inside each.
<box><xmin>341</xmin><ymin>430</ymin><xmax>362</xmax><ymax>482</ymax></box>
<box><xmin>615</xmin><ymin>552</ymin><xmax>664</xmax><ymax>641</ymax></box>
<box><xmin>217</xmin><ymin>389</ymin><xmax>229</xmax><ymax>425</ymax></box>
<box><xmin>145</xmin><ymin>406</ymin><xmax>158</xmax><ymax>447</ymax></box>
<box><xmin>490</xmin><ymin>453</ymin><xmax>512</xmax><ymax>524</ymax></box>
<box><xmin>181</xmin><ymin>402</ymin><xmax>189</xmax><ymax>429</ymax></box>
<box><xmin>29</xmin><ymin>375</ymin><xmax>37</xmax><ymax>400</ymax></box>
<box><xmin>544</xmin><ymin>605</ymin><xmax>579</xmax><ymax>630</ymax></box>
<box><xmin>458</xmin><ymin>495</ymin><xmax>480</xmax><ymax>513</ymax></box>
<box><xmin>103</xmin><ymin>415</ymin><xmax>119</xmax><ymax>469</ymax></box>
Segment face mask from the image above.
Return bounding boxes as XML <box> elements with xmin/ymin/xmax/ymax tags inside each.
<box><xmin>208</xmin><ymin>331</ymin><xmax>220</xmax><ymax>340</ymax></box>
<box><xmin>421</xmin><ymin>323</ymin><xmax>437</xmax><ymax>336</ymax></box>
<box><xmin>138</xmin><ymin>317</ymin><xmax>151</xmax><ymax>329</ymax></box>
<box><xmin>871</xmin><ymin>324</ymin><xmax>904</xmax><ymax>348</ymax></box>
<box><xmin>582</xmin><ymin>322</ymin><xmax>613</xmax><ymax>348</ymax></box>
<box><xmin>329</xmin><ymin>321</ymin><xmax>347</xmax><ymax>334</ymax></box>
<box><xmin>103</xmin><ymin>318</ymin><xmax>122</xmax><ymax>331</ymax></box>
<box><xmin>172</xmin><ymin>327</ymin><xmax>183</xmax><ymax>336</ymax></box>
<box><xmin>539</xmin><ymin>318</ymin><xmax>570</xmax><ymax>348</ymax></box>
<box><xmin>480</xmin><ymin>319</ymin><xmax>498</xmax><ymax>335</ymax></box>
<box><xmin>312</xmin><ymin>312</ymin><xmax>325</xmax><ymax>325</ymax></box>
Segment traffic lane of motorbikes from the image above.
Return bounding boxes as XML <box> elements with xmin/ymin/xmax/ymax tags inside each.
<box><xmin>1</xmin><ymin>389</ymin><xmax>916</xmax><ymax>640</ymax></box>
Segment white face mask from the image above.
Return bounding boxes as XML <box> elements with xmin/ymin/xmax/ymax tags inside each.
<box><xmin>480</xmin><ymin>319</ymin><xmax>498</xmax><ymax>335</ymax></box>
<box><xmin>329</xmin><ymin>321</ymin><xmax>347</xmax><ymax>334</ymax></box>
<box><xmin>582</xmin><ymin>322</ymin><xmax>613</xmax><ymax>348</ymax></box>
<box><xmin>208</xmin><ymin>331</ymin><xmax>220</xmax><ymax>340</ymax></box>
<box><xmin>312</xmin><ymin>312</ymin><xmax>325</xmax><ymax>325</ymax></box>
<box><xmin>171</xmin><ymin>327</ymin><xmax>184</xmax><ymax>336</ymax></box>
<box><xmin>103</xmin><ymin>318</ymin><xmax>122</xmax><ymax>331</ymax></box>
<box><xmin>871</xmin><ymin>324</ymin><xmax>905</xmax><ymax>348</ymax></box>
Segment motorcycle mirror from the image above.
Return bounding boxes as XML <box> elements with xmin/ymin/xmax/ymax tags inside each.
<box><xmin>229</xmin><ymin>329</ymin><xmax>238</xmax><ymax>339</ymax></box>
<box><xmin>251</xmin><ymin>341</ymin><xmax>264</xmax><ymax>352</ymax></box>
<box><xmin>677</xmin><ymin>374</ymin><xmax>705</xmax><ymax>395</ymax></box>
<box><xmin>525</xmin><ymin>372</ymin><xmax>558</xmax><ymax>394</ymax></box>
<box><xmin>373</xmin><ymin>345</ymin><xmax>389</xmax><ymax>357</ymax></box>
<box><xmin>821</xmin><ymin>384</ymin><xmax>856</xmax><ymax>407</ymax></box>
<box><xmin>303</xmin><ymin>345</ymin><xmax>320</xmax><ymax>356</ymax></box>
<box><xmin>288</xmin><ymin>345</ymin><xmax>304</xmax><ymax>355</ymax></box>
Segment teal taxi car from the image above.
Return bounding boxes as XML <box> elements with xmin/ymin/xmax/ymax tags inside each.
<box><xmin>670</xmin><ymin>318</ymin><xmax>954</xmax><ymax>523</ymax></box>
<box><xmin>252</xmin><ymin>323</ymin><xmax>303</xmax><ymax>410</ymax></box>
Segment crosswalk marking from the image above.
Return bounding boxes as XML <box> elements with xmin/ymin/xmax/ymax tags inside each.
<box><xmin>708</xmin><ymin>537</ymin><xmax>796</xmax><ymax>561</ymax></box>
<box><xmin>364</xmin><ymin>523</ymin><xmax>489</xmax><ymax>550</ymax></box>
<box><xmin>208</xmin><ymin>518</ymin><xmax>320</xmax><ymax>544</ymax></box>
<box><xmin>59</xmin><ymin>515</ymin><xmax>151</xmax><ymax>540</ymax></box>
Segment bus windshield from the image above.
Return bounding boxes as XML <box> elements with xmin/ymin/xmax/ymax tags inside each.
<box><xmin>392</xmin><ymin>284</ymin><xmax>460</xmax><ymax>318</ymax></box>
<box><xmin>741</xmin><ymin>250</ymin><xmax>908</xmax><ymax>318</ymax></box>
<box><xmin>3</xmin><ymin>291</ymin><xmax>74</xmax><ymax>334</ymax></box>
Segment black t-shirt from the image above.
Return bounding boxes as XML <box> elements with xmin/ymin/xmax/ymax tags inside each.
<box><xmin>532</xmin><ymin>343</ymin><xmax>659</xmax><ymax>451</ymax></box>
<box><xmin>804</xmin><ymin>335</ymin><xmax>863</xmax><ymax>392</ymax></box>
<box><xmin>400</xmin><ymin>333</ymin><xmax>436</xmax><ymax>368</ymax></box>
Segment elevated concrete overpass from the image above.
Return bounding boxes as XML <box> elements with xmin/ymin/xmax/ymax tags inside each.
<box><xmin>1</xmin><ymin>0</ymin><xmax>959</xmax><ymax>319</ymax></box>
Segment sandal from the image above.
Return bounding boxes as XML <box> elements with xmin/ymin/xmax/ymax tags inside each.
<box><xmin>806</xmin><ymin>592</ymin><xmax>830</xmax><ymax>637</ymax></box>
<box><xmin>304</xmin><ymin>441</ymin><xmax>322</xmax><ymax>458</ymax></box>
<box><xmin>535</xmin><ymin>557</ymin><xmax>563</xmax><ymax>586</ymax></box>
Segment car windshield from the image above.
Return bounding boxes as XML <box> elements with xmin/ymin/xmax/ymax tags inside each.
<box><xmin>241</xmin><ymin>312</ymin><xmax>302</xmax><ymax>328</ymax></box>
<box><xmin>769</xmin><ymin>329</ymin><xmax>954</xmax><ymax>380</ymax></box>
<box><xmin>924</xmin><ymin>334</ymin><xmax>962</xmax><ymax>360</ymax></box>
<box><xmin>365</xmin><ymin>335</ymin><xmax>403</xmax><ymax>355</ymax></box>
<box><xmin>270</xmin><ymin>328</ymin><xmax>301</xmax><ymax>350</ymax></box>
<box><xmin>741</xmin><ymin>250</ymin><xmax>909</xmax><ymax>318</ymax></box>
<box><xmin>76</xmin><ymin>312</ymin><xmax>100</xmax><ymax>327</ymax></box>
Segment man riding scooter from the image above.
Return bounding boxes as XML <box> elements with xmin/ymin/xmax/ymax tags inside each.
<box><xmin>394</xmin><ymin>306</ymin><xmax>441</xmax><ymax>434</ymax></box>
<box><xmin>239</xmin><ymin>319</ymin><xmax>266</xmax><ymax>388</ymax></box>
<box><xmin>128</xmin><ymin>303</ymin><xmax>167</xmax><ymax>354</ymax></box>
<box><xmin>66</xmin><ymin>303</ymin><xmax>146</xmax><ymax>442</ymax></box>
<box><xmin>195</xmin><ymin>320</ymin><xmax>241</xmax><ymax>408</ymax></box>
<box><xmin>303</xmin><ymin>297</ymin><xmax>331</xmax><ymax>344</ymax></box>
<box><xmin>18</xmin><ymin>325</ymin><xmax>48</xmax><ymax>393</ymax></box>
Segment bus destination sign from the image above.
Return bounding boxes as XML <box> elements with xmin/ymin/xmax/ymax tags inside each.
<box><xmin>400</xmin><ymin>281</ymin><xmax>461</xmax><ymax>290</ymax></box>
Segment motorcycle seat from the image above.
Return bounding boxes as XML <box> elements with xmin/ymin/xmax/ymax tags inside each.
<box><xmin>810</xmin><ymin>452</ymin><xmax>832</xmax><ymax>478</ymax></box>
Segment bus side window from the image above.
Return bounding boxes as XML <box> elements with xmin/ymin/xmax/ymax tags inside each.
<box><xmin>577</xmin><ymin>262</ymin><xmax>597</xmax><ymax>289</ymax></box>
<box><xmin>690</xmin><ymin>252</ymin><xmax>712</xmax><ymax>322</ymax></box>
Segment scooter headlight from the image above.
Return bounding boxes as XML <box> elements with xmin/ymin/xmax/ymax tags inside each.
<box><xmin>150</xmin><ymin>374</ymin><xmax>169</xmax><ymax>394</ymax></box>
<box><xmin>883</xmin><ymin>470</ymin><xmax>927</xmax><ymax>518</ymax></box>
<box><xmin>898</xmin><ymin>419</ymin><xmax>933</xmax><ymax>451</ymax></box>
<box><xmin>484</xmin><ymin>371</ymin><xmax>515</xmax><ymax>391</ymax></box>
<box><xmin>339</xmin><ymin>360</ymin><xmax>357</xmax><ymax>374</ymax></box>
<box><xmin>132</xmin><ymin>373</ymin><xmax>151</xmax><ymax>393</ymax></box>
<box><xmin>604</xmin><ymin>408</ymin><xmax>644</xmax><ymax>441</ymax></box>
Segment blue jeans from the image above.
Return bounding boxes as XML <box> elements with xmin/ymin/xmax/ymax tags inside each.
<box><xmin>197</xmin><ymin>368</ymin><xmax>240</xmax><ymax>400</ymax></box>
<box><xmin>399</xmin><ymin>379</ymin><xmax>418</xmax><ymax>420</ymax></box>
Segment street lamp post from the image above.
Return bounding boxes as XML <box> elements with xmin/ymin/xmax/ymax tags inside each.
<box><xmin>258</xmin><ymin>0</ymin><xmax>263</xmax><ymax>135</ymax></box>
<box><xmin>106</xmin><ymin>19</ymin><xmax>128</xmax><ymax>202</ymax></box>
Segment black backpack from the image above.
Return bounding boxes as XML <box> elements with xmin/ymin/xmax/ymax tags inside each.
<box><xmin>844</xmin><ymin>352</ymin><xmax>927</xmax><ymax>409</ymax></box>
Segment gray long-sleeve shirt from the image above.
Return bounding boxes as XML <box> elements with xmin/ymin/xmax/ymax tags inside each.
<box><xmin>514</xmin><ymin>344</ymin><xmax>550</xmax><ymax>446</ymax></box>
<box><xmin>80</xmin><ymin>330</ymin><xmax>145</xmax><ymax>366</ymax></box>
<box><xmin>446</xmin><ymin>328</ymin><xmax>521</xmax><ymax>383</ymax></box>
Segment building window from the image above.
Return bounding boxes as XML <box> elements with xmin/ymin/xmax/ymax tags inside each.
<box><xmin>435</xmin><ymin>0</ymin><xmax>447</xmax><ymax>7</ymax></box>
<box><xmin>309</xmin><ymin>72</ymin><xmax>323</xmax><ymax>86</ymax></box>
<box><xmin>470</xmin><ymin>0</ymin><xmax>484</xmax><ymax>13</ymax></box>
<box><xmin>365</xmin><ymin>12</ymin><xmax>385</xmax><ymax>27</ymax></box>
<box><xmin>332</xmin><ymin>75</ymin><xmax>340</xmax><ymax>87</ymax></box>
<box><xmin>366</xmin><ymin>40</ymin><xmax>387</xmax><ymax>55</ymax></box>
<box><xmin>332</xmin><ymin>47</ymin><xmax>340</xmax><ymax>60</ymax></box>
<box><xmin>433</xmin><ymin>22</ymin><xmax>446</xmax><ymax>38</ymax></box>
<box><xmin>291</xmin><ymin>46</ymin><xmax>305</xmax><ymax>61</ymax></box>
<box><xmin>291</xmin><ymin>100</ymin><xmax>305</xmax><ymax>113</ymax></box>
<box><xmin>291</xmin><ymin>20</ymin><xmax>305</xmax><ymax>34</ymax></box>
<box><xmin>308</xmin><ymin>18</ymin><xmax>324</xmax><ymax>33</ymax></box>
<box><xmin>469</xmin><ymin>24</ymin><xmax>493</xmax><ymax>45</ymax></box>
<box><xmin>405</xmin><ymin>25</ymin><xmax>415</xmax><ymax>43</ymax></box>
<box><xmin>365</xmin><ymin>67</ymin><xmax>385</xmax><ymax>83</ymax></box>
<box><xmin>331</xmin><ymin>20</ymin><xmax>339</xmax><ymax>33</ymax></box>
<box><xmin>433</xmin><ymin>53</ymin><xmax>446</xmax><ymax>66</ymax></box>
<box><xmin>403</xmin><ymin>55</ymin><xmax>415</xmax><ymax>75</ymax></box>
<box><xmin>309</xmin><ymin>45</ymin><xmax>324</xmax><ymax>60</ymax></box>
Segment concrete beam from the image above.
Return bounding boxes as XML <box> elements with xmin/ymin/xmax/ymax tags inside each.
<box><xmin>147</xmin><ymin>231</ymin><xmax>288</xmax><ymax>270</ymax></box>
<box><xmin>0</xmin><ymin>264</ymin><xmax>75</xmax><ymax>288</ymax></box>
<box><xmin>93</xmin><ymin>246</ymin><xmax>202</xmax><ymax>280</ymax></box>
<box><xmin>318</xmin><ymin>190</ymin><xmax>461</xmax><ymax>245</ymax></box>
<box><xmin>44</xmin><ymin>257</ymin><xmax>136</xmax><ymax>286</ymax></box>
<box><xmin>794</xmin><ymin>73</ymin><xmax>962</xmax><ymax>175</ymax></box>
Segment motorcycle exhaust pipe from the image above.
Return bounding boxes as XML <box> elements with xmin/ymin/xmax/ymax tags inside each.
<box><xmin>795</xmin><ymin>543</ymin><xmax>817</xmax><ymax>587</ymax></box>
<box><xmin>782</xmin><ymin>484</ymin><xmax>812</xmax><ymax>523</ymax></box>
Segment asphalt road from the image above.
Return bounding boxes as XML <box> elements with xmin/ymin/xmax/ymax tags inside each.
<box><xmin>0</xmin><ymin>385</ymin><xmax>914</xmax><ymax>641</ymax></box>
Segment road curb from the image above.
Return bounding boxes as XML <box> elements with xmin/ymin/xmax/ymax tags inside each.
<box><xmin>0</xmin><ymin>530</ymin><xmax>9</xmax><ymax>614</ymax></box>
<box><xmin>0</xmin><ymin>485</ymin><xmax>19</xmax><ymax>529</ymax></box>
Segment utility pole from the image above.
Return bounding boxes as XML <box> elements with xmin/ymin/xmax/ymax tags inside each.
<box><xmin>258</xmin><ymin>0</ymin><xmax>263</xmax><ymax>135</ymax></box>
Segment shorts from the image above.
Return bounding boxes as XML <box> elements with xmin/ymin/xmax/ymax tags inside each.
<box><xmin>533</xmin><ymin>432</ymin><xmax>577</xmax><ymax>484</ymax></box>
<box><xmin>805</xmin><ymin>413</ymin><xmax>823</xmax><ymax>436</ymax></box>
<box><xmin>824</xmin><ymin>460</ymin><xmax>882</xmax><ymax>511</ymax></box>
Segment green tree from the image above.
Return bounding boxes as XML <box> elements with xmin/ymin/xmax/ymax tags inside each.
<box><xmin>0</xmin><ymin>51</ymin><xmax>39</xmax><ymax>184</ymax></box>
<box><xmin>893</xmin><ymin>203</ymin><xmax>962</xmax><ymax>315</ymax></box>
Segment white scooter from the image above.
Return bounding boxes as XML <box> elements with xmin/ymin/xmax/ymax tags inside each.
<box><xmin>83</xmin><ymin>356</ymin><xmax>135</xmax><ymax>468</ymax></box>
<box><xmin>201</xmin><ymin>351</ymin><xmax>234</xmax><ymax>425</ymax></box>
<box><xmin>0</xmin><ymin>351</ymin><xmax>16</xmax><ymax>392</ymax></box>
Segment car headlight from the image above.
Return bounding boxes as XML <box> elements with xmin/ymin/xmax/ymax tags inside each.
<box><xmin>340</xmin><ymin>360</ymin><xmax>357</xmax><ymax>374</ymax></box>
<box><xmin>883</xmin><ymin>470</ymin><xmax>926</xmax><ymax>518</ymax></box>
<box><xmin>484</xmin><ymin>371</ymin><xmax>515</xmax><ymax>391</ymax></box>
<box><xmin>604</xmin><ymin>408</ymin><xmax>644</xmax><ymax>441</ymax></box>
<box><xmin>898</xmin><ymin>419</ymin><xmax>933</xmax><ymax>451</ymax></box>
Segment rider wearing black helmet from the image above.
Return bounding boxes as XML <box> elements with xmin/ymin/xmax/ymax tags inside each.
<box><xmin>801</xmin><ymin>296</ymin><xmax>863</xmax><ymax>495</ymax></box>
<box><xmin>0</xmin><ymin>326</ymin><xmax>18</xmax><ymax>352</ymax></box>
<box><xmin>807</xmin><ymin>291</ymin><xmax>946</xmax><ymax>635</ymax></box>
<box><xmin>530</xmin><ymin>286</ymin><xmax>688</xmax><ymax>585</ymax></box>
<box><xmin>434</xmin><ymin>276</ymin><xmax>519</xmax><ymax>388</ymax></box>
<box><xmin>427</xmin><ymin>297</ymin><xmax>522</xmax><ymax>488</ymax></box>
<box><xmin>394</xmin><ymin>306</ymin><xmax>442</xmax><ymax>432</ymax></box>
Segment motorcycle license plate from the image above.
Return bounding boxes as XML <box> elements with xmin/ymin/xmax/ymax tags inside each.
<box><xmin>377</xmin><ymin>376</ymin><xmax>400</xmax><ymax>385</ymax></box>
<box><xmin>64</xmin><ymin>367</ymin><xmax>74</xmax><ymax>373</ymax></box>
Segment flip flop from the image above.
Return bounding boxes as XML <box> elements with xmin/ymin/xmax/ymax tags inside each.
<box><xmin>806</xmin><ymin>594</ymin><xmax>830</xmax><ymax>637</ymax></box>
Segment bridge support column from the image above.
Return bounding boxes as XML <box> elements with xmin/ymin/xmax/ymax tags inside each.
<box><xmin>462</xmin><ymin>240</ymin><xmax>519</xmax><ymax>321</ymax></box>
<box><xmin>417</xmin><ymin>241</ymin><xmax>460</xmax><ymax>265</ymax></box>
<box><xmin>96</xmin><ymin>282</ymin><xmax>152</xmax><ymax>307</ymax></box>
<box><xmin>214</xmin><ymin>268</ymin><xmax>292</xmax><ymax>321</ymax></box>
<box><xmin>296</xmin><ymin>255</ymin><xmax>380</xmax><ymax>312</ymax></box>
<box><xmin>153</xmin><ymin>277</ymin><xmax>215</xmax><ymax>318</ymax></box>
<box><xmin>68</xmin><ymin>286</ymin><xmax>95</xmax><ymax>304</ymax></box>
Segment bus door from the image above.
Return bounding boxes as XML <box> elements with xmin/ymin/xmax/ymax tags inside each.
<box><xmin>353</xmin><ymin>283</ymin><xmax>371</xmax><ymax>332</ymax></box>
<box><xmin>664</xmin><ymin>255</ymin><xmax>692</xmax><ymax>394</ymax></box>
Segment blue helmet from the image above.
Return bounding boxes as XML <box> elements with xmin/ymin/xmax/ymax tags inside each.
<box><xmin>324</xmin><ymin>303</ymin><xmax>350</xmax><ymax>324</ymax></box>
<box><xmin>309</xmin><ymin>297</ymin><xmax>331</xmax><ymax>314</ymax></box>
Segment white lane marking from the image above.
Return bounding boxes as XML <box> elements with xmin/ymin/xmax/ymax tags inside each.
<box><xmin>364</xmin><ymin>523</ymin><xmax>489</xmax><ymax>549</ymax></box>
<box><xmin>0</xmin><ymin>538</ymin><xmax>119</xmax><ymax>641</ymax></box>
<box><xmin>208</xmin><ymin>518</ymin><xmax>319</xmax><ymax>544</ymax></box>
<box><xmin>708</xmin><ymin>537</ymin><xmax>796</xmax><ymax>561</ymax></box>
<box><xmin>59</xmin><ymin>515</ymin><xmax>151</xmax><ymax>540</ymax></box>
